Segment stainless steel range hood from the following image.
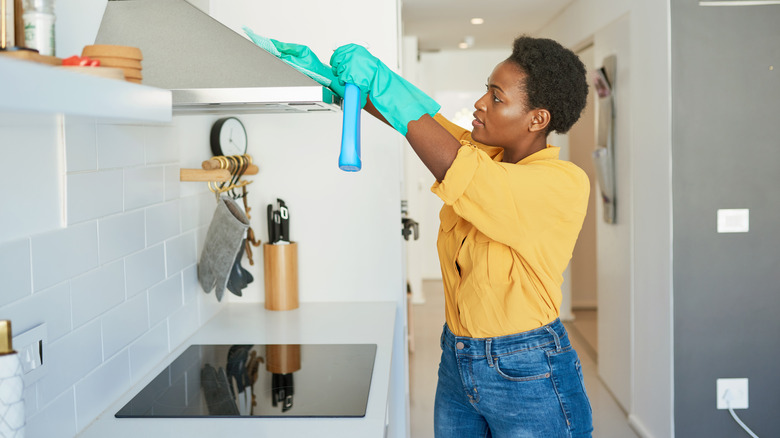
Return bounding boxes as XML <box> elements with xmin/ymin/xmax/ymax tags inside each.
<box><xmin>94</xmin><ymin>0</ymin><xmax>340</xmax><ymax>114</ymax></box>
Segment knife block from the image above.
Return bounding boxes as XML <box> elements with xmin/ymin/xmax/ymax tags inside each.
<box><xmin>263</xmin><ymin>242</ymin><xmax>298</xmax><ymax>311</ymax></box>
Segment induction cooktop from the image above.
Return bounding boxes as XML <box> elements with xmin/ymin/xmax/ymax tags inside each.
<box><xmin>115</xmin><ymin>344</ymin><xmax>377</xmax><ymax>418</ymax></box>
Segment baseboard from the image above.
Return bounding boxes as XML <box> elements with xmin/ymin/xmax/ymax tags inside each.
<box><xmin>628</xmin><ymin>414</ymin><xmax>656</xmax><ymax>438</ymax></box>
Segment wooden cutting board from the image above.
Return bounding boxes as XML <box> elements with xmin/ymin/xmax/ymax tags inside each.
<box><xmin>0</xmin><ymin>49</ymin><xmax>61</xmax><ymax>66</ymax></box>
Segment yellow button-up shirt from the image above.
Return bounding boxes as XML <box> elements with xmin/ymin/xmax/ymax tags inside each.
<box><xmin>431</xmin><ymin>114</ymin><xmax>589</xmax><ymax>338</ymax></box>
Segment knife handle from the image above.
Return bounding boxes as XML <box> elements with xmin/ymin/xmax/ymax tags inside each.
<box><xmin>338</xmin><ymin>83</ymin><xmax>362</xmax><ymax>172</ymax></box>
<box><xmin>279</xmin><ymin>206</ymin><xmax>289</xmax><ymax>242</ymax></box>
<box><xmin>267</xmin><ymin>204</ymin><xmax>275</xmax><ymax>243</ymax></box>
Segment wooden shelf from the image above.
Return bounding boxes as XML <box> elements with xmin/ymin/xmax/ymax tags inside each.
<box><xmin>0</xmin><ymin>56</ymin><xmax>171</xmax><ymax>123</ymax></box>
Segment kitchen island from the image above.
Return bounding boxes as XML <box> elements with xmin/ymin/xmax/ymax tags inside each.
<box><xmin>77</xmin><ymin>301</ymin><xmax>397</xmax><ymax>438</ymax></box>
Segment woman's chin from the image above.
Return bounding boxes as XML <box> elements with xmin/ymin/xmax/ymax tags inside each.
<box><xmin>471</xmin><ymin>129</ymin><xmax>486</xmax><ymax>144</ymax></box>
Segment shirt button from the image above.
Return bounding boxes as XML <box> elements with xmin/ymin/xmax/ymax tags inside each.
<box><xmin>456</xmin><ymin>341</ymin><xmax>465</xmax><ymax>350</ymax></box>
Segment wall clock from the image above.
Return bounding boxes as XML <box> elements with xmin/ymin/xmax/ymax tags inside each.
<box><xmin>210</xmin><ymin>117</ymin><xmax>248</xmax><ymax>156</ymax></box>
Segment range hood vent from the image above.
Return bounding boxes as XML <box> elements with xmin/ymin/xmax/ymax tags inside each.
<box><xmin>94</xmin><ymin>0</ymin><xmax>340</xmax><ymax>114</ymax></box>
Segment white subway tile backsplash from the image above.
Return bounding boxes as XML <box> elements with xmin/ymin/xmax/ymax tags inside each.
<box><xmin>180</xmin><ymin>192</ymin><xmax>214</xmax><ymax>231</ymax></box>
<box><xmin>4</xmin><ymin>113</ymin><xmax>216</xmax><ymax>436</ymax></box>
<box><xmin>146</xmin><ymin>201</ymin><xmax>180</xmax><ymax>245</ymax></box>
<box><xmin>64</xmin><ymin>117</ymin><xmax>98</xmax><ymax>172</ymax></box>
<box><xmin>124</xmin><ymin>244</ymin><xmax>166</xmax><ymax>297</ymax></box>
<box><xmin>96</xmin><ymin>124</ymin><xmax>146</xmax><ymax>169</ymax></box>
<box><xmin>70</xmin><ymin>261</ymin><xmax>125</xmax><ymax>328</ymax></box>
<box><xmin>164</xmin><ymin>164</ymin><xmax>181</xmax><ymax>201</ymax></box>
<box><xmin>145</xmin><ymin>124</ymin><xmax>179</xmax><ymax>165</ymax></box>
<box><xmin>165</xmin><ymin>232</ymin><xmax>197</xmax><ymax>276</ymax></box>
<box><xmin>168</xmin><ymin>297</ymin><xmax>199</xmax><ymax>351</ymax></box>
<box><xmin>148</xmin><ymin>275</ymin><xmax>183</xmax><ymax>326</ymax></box>
<box><xmin>26</xmin><ymin>388</ymin><xmax>77</xmax><ymax>438</ymax></box>
<box><xmin>1</xmin><ymin>115</ymin><xmax>63</xmax><ymax>244</ymax></box>
<box><xmin>0</xmin><ymin>238</ymin><xmax>32</xmax><ymax>306</ymax></box>
<box><xmin>124</xmin><ymin>166</ymin><xmax>165</xmax><ymax>211</ymax></box>
<box><xmin>39</xmin><ymin>319</ymin><xmax>102</xmax><ymax>406</ymax></box>
<box><xmin>129</xmin><ymin>321</ymin><xmax>169</xmax><ymax>381</ymax></box>
<box><xmin>99</xmin><ymin>210</ymin><xmax>145</xmax><ymax>264</ymax></box>
<box><xmin>74</xmin><ymin>350</ymin><xmax>131</xmax><ymax>431</ymax></box>
<box><xmin>31</xmin><ymin>221</ymin><xmax>99</xmax><ymax>292</ymax></box>
<box><xmin>0</xmin><ymin>282</ymin><xmax>71</xmax><ymax>342</ymax></box>
<box><xmin>102</xmin><ymin>294</ymin><xmax>149</xmax><ymax>359</ymax></box>
<box><xmin>182</xmin><ymin>264</ymin><xmax>200</xmax><ymax>306</ymax></box>
<box><xmin>22</xmin><ymin>384</ymin><xmax>37</xmax><ymax>417</ymax></box>
<box><xmin>67</xmin><ymin>169</ymin><xmax>124</xmax><ymax>224</ymax></box>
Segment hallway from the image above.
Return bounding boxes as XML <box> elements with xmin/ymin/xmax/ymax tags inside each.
<box><xmin>408</xmin><ymin>280</ymin><xmax>638</xmax><ymax>438</ymax></box>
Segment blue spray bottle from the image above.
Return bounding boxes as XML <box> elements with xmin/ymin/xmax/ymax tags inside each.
<box><xmin>339</xmin><ymin>83</ymin><xmax>362</xmax><ymax>171</ymax></box>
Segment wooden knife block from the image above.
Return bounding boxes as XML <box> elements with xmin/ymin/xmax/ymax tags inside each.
<box><xmin>263</xmin><ymin>242</ymin><xmax>298</xmax><ymax>311</ymax></box>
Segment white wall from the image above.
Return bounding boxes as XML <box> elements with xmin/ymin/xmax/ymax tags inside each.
<box><xmin>538</xmin><ymin>1</ymin><xmax>674</xmax><ymax>437</ymax></box>
<box><xmin>593</xmin><ymin>14</ymin><xmax>632</xmax><ymax>412</ymax></box>
<box><xmin>2</xmin><ymin>0</ymin><xmax>409</xmax><ymax>436</ymax></box>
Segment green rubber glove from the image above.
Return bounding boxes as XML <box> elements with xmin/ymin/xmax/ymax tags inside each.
<box><xmin>330</xmin><ymin>44</ymin><xmax>440</xmax><ymax>136</ymax></box>
<box><xmin>243</xmin><ymin>27</ymin><xmax>355</xmax><ymax>102</ymax></box>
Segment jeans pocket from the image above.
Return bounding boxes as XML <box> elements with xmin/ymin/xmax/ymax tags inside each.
<box><xmin>493</xmin><ymin>349</ymin><xmax>551</xmax><ymax>382</ymax></box>
<box><xmin>548</xmin><ymin>349</ymin><xmax>593</xmax><ymax>434</ymax></box>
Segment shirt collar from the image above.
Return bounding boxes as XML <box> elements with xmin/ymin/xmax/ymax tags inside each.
<box><xmin>517</xmin><ymin>145</ymin><xmax>559</xmax><ymax>164</ymax></box>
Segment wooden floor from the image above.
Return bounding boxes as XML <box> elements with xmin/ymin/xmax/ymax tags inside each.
<box><xmin>408</xmin><ymin>280</ymin><xmax>638</xmax><ymax>438</ymax></box>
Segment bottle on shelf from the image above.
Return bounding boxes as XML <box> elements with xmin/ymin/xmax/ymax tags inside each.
<box><xmin>23</xmin><ymin>0</ymin><xmax>55</xmax><ymax>56</ymax></box>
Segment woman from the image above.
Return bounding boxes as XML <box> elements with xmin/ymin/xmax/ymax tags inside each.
<box><xmin>261</xmin><ymin>34</ymin><xmax>593</xmax><ymax>437</ymax></box>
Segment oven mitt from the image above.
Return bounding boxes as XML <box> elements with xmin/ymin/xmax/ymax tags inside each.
<box><xmin>198</xmin><ymin>196</ymin><xmax>250</xmax><ymax>301</ymax></box>
<box><xmin>330</xmin><ymin>44</ymin><xmax>440</xmax><ymax>135</ymax></box>
<box><xmin>201</xmin><ymin>364</ymin><xmax>240</xmax><ymax>416</ymax></box>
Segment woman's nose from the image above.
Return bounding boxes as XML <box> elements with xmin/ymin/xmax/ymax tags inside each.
<box><xmin>474</xmin><ymin>94</ymin><xmax>488</xmax><ymax>110</ymax></box>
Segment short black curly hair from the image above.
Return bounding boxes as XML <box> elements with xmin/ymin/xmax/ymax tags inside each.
<box><xmin>507</xmin><ymin>36</ymin><xmax>588</xmax><ymax>134</ymax></box>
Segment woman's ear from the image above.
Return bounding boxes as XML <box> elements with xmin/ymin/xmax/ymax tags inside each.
<box><xmin>529</xmin><ymin>109</ymin><xmax>551</xmax><ymax>133</ymax></box>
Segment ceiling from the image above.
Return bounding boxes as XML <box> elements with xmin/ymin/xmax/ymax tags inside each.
<box><xmin>401</xmin><ymin>0</ymin><xmax>575</xmax><ymax>52</ymax></box>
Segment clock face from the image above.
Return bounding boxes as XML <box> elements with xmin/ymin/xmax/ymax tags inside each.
<box><xmin>211</xmin><ymin>117</ymin><xmax>247</xmax><ymax>156</ymax></box>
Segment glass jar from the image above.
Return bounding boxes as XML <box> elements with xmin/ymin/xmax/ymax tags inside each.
<box><xmin>23</xmin><ymin>0</ymin><xmax>55</xmax><ymax>56</ymax></box>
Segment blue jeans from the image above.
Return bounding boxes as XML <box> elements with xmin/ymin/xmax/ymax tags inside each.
<box><xmin>434</xmin><ymin>319</ymin><xmax>593</xmax><ymax>437</ymax></box>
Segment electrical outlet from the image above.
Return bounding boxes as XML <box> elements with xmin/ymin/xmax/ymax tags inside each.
<box><xmin>717</xmin><ymin>378</ymin><xmax>749</xmax><ymax>409</ymax></box>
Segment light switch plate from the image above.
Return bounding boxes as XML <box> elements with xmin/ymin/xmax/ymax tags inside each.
<box><xmin>12</xmin><ymin>323</ymin><xmax>47</xmax><ymax>386</ymax></box>
<box><xmin>717</xmin><ymin>209</ymin><xmax>749</xmax><ymax>233</ymax></box>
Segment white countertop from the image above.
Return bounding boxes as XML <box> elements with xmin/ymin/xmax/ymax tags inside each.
<box><xmin>78</xmin><ymin>301</ymin><xmax>397</xmax><ymax>438</ymax></box>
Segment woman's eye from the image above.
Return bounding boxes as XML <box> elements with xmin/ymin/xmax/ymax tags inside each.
<box><xmin>492</xmin><ymin>93</ymin><xmax>502</xmax><ymax>103</ymax></box>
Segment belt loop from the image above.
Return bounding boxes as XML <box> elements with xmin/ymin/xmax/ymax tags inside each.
<box><xmin>485</xmin><ymin>339</ymin><xmax>494</xmax><ymax>367</ymax></box>
<box><xmin>544</xmin><ymin>324</ymin><xmax>562</xmax><ymax>352</ymax></box>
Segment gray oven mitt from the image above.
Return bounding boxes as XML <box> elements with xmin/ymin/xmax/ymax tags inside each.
<box><xmin>198</xmin><ymin>196</ymin><xmax>250</xmax><ymax>301</ymax></box>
